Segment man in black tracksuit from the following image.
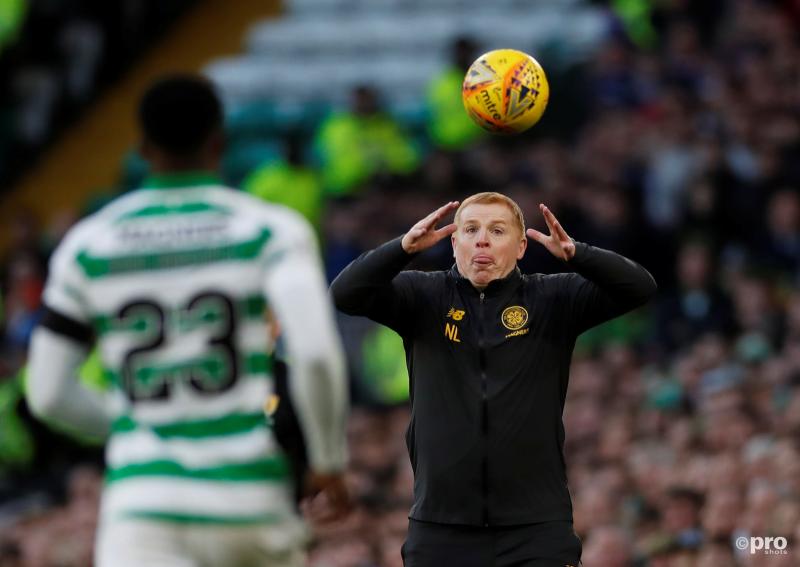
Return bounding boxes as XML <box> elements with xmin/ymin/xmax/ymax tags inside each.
<box><xmin>331</xmin><ymin>193</ymin><xmax>657</xmax><ymax>567</ymax></box>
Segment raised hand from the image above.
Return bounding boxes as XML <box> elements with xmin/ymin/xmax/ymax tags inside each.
<box><xmin>401</xmin><ymin>201</ymin><xmax>460</xmax><ymax>254</ymax></box>
<box><xmin>526</xmin><ymin>204</ymin><xmax>576</xmax><ymax>261</ymax></box>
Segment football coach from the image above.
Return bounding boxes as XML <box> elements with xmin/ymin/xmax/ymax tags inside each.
<box><xmin>330</xmin><ymin>192</ymin><xmax>657</xmax><ymax>567</ymax></box>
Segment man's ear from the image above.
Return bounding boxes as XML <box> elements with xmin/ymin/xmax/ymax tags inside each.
<box><xmin>451</xmin><ymin>233</ymin><xmax>457</xmax><ymax>258</ymax></box>
<box><xmin>517</xmin><ymin>236</ymin><xmax>527</xmax><ymax>260</ymax></box>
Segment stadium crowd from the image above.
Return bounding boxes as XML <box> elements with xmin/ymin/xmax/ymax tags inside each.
<box><xmin>3</xmin><ymin>0</ymin><xmax>800</xmax><ymax>565</ymax></box>
<box><xmin>0</xmin><ymin>0</ymin><xmax>197</xmax><ymax>189</ymax></box>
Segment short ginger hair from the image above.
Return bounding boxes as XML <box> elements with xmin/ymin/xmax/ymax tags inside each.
<box><xmin>454</xmin><ymin>192</ymin><xmax>526</xmax><ymax>236</ymax></box>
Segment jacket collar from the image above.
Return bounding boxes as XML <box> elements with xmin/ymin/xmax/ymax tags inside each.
<box><xmin>449</xmin><ymin>264</ymin><xmax>522</xmax><ymax>297</ymax></box>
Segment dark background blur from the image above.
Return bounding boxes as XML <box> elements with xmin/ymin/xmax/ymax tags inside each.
<box><xmin>2</xmin><ymin>1</ymin><xmax>800</xmax><ymax>566</ymax></box>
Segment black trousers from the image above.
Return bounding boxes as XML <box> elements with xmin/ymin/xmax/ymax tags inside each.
<box><xmin>401</xmin><ymin>519</ymin><xmax>582</xmax><ymax>567</ymax></box>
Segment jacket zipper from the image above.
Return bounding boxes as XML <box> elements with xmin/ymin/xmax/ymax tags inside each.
<box><xmin>478</xmin><ymin>291</ymin><xmax>489</xmax><ymax>526</ymax></box>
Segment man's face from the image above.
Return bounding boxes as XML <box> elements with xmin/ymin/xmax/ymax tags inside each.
<box><xmin>452</xmin><ymin>202</ymin><xmax>527</xmax><ymax>289</ymax></box>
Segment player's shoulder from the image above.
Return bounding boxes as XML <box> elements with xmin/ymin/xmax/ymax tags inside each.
<box><xmin>205</xmin><ymin>187</ymin><xmax>317</xmax><ymax>256</ymax></box>
<box><xmin>214</xmin><ymin>186</ymin><xmax>310</xmax><ymax>229</ymax></box>
<box><xmin>51</xmin><ymin>190</ymin><xmax>153</xmax><ymax>257</ymax></box>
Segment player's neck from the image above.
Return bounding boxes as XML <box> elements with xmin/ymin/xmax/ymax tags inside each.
<box><xmin>150</xmin><ymin>160</ymin><xmax>218</xmax><ymax>175</ymax></box>
<box><xmin>146</xmin><ymin>149</ymin><xmax>220</xmax><ymax>175</ymax></box>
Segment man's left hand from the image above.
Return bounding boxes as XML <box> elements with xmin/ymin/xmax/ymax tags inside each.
<box><xmin>526</xmin><ymin>204</ymin><xmax>576</xmax><ymax>261</ymax></box>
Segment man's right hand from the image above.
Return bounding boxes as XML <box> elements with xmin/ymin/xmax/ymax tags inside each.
<box><xmin>302</xmin><ymin>470</ymin><xmax>351</xmax><ymax>523</ymax></box>
<box><xmin>401</xmin><ymin>201</ymin><xmax>460</xmax><ymax>254</ymax></box>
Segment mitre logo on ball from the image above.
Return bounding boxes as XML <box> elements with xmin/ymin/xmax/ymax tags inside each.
<box><xmin>462</xmin><ymin>49</ymin><xmax>550</xmax><ymax>134</ymax></box>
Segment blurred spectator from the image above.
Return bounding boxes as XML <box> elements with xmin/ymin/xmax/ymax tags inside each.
<box><xmin>610</xmin><ymin>0</ymin><xmax>657</xmax><ymax>50</ymax></box>
<box><xmin>59</xmin><ymin>17</ymin><xmax>102</xmax><ymax>105</ymax></box>
<box><xmin>425</xmin><ymin>36</ymin><xmax>485</xmax><ymax>150</ymax></box>
<box><xmin>244</xmin><ymin>133</ymin><xmax>324</xmax><ymax>232</ymax></box>
<box><xmin>701</xmin><ymin>488</ymin><xmax>741</xmax><ymax>541</ymax></box>
<box><xmin>322</xmin><ymin>197</ymin><xmax>369</xmax><ymax>281</ymax></box>
<box><xmin>759</xmin><ymin>188</ymin><xmax>800</xmax><ymax>278</ymax></box>
<box><xmin>0</xmin><ymin>0</ymin><xmax>27</xmax><ymax>53</ymax></box>
<box><xmin>731</xmin><ymin>271</ymin><xmax>782</xmax><ymax>346</ymax></box>
<box><xmin>662</xmin><ymin>487</ymin><xmax>704</xmax><ymax>549</ymax></box>
<box><xmin>587</xmin><ymin>38</ymin><xmax>641</xmax><ymax>110</ymax></box>
<box><xmin>10</xmin><ymin>66</ymin><xmax>58</xmax><ymax>148</ymax></box>
<box><xmin>359</xmin><ymin>325</ymin><xmax>409</xmax><ymax>406</ymax></box>
<box><xmin>0</xmin><ymin>369</ymin><xmax>34</xmax><ymax>476</ymax></box>
<box><xmin>0</xmin><ymin>211</ymin><xmax>47</xmax><ymax>374</ymax></box>
<box><xmin>642</xmin><ymin>89</ymin><xmax>704</xmax><ymax>231</ymax></box>
<box><xmin>656</xmin><ymin>239</ymin><xmax>735</xmax><ymax>353</ymax></box>
<box><xmin>582</xmin><ymin>526</ymin><xmax>633</xmax><ymax>567</ymax></box>
<box><xmin>1</xmin><ymin>253</ymin><xmax>43</xmax><ymax>353</ymax></box>
<box><xmin>315</xmin><ymin>85</ymin><xmax>419</xmax><ymax>196</ymax></box>
<box><xmin>571</xmin><ymin>183</ymin><xmax>640</xmax><ymax>259</ymax></box>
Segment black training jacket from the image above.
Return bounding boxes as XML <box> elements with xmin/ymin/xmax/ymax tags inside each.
<box><xmin>330</xmin><ymin>237</ymin><xmax>657</xmax><ymax>526</ymax></box>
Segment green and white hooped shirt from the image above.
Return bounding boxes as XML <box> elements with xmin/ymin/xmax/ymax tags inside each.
<box><xmin>43</xmin><ymin>173</ymin><xmax>346</xmax><ymax>525</ymax></box>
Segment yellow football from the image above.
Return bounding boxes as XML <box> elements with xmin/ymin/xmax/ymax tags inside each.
<box><xmin>462</xmin><ymin>49</ymin><xmax>549</xmax><ymax>134</ymax></box>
